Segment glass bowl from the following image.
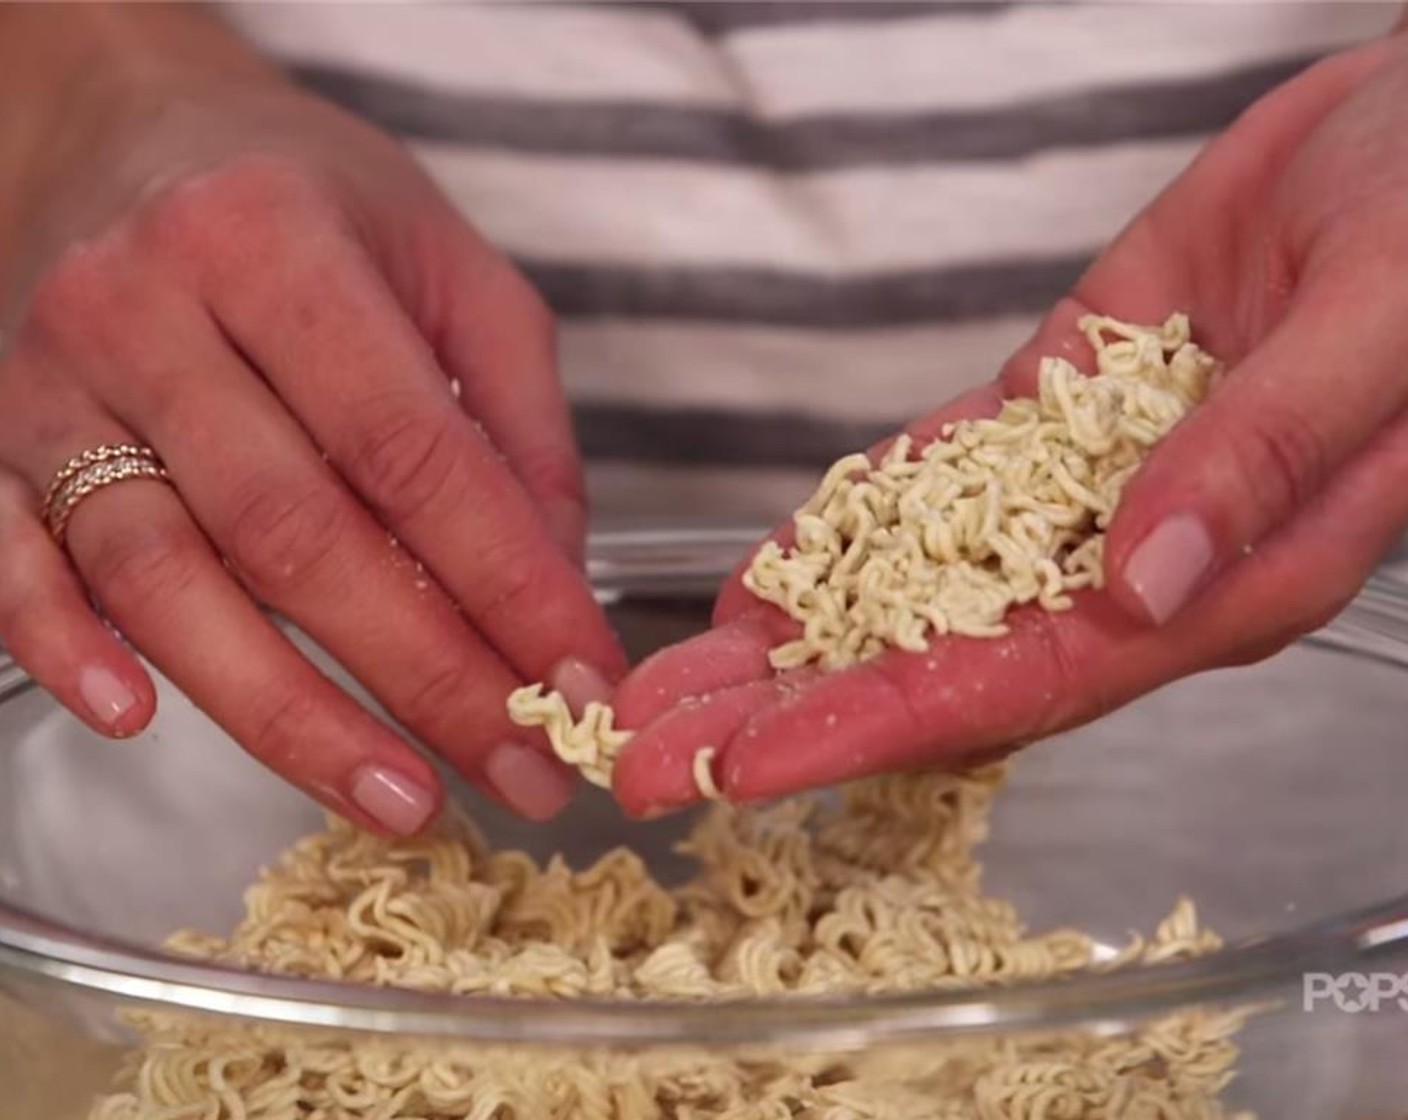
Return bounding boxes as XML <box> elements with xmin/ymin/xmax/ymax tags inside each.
<box><xmin>2</xmin><ymin>525</ymin><xmax>1407</xmax><ymax>1120</ymax></box>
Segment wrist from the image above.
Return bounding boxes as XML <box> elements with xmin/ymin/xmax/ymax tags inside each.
<box><xmin>0</xmin><ymin>4</ymin><xmax>278</xmax><ymax>109</ymax></box>
<box><xmin>0</xmin><ymin>5</ymin><xmax>285</xmax><ymax>291</ymax></box>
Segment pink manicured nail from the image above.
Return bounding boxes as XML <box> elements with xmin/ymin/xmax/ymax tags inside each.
<box><xmin>351</xmin><ymin>765</ymin><xmax>437</xmax><ymax>835</ymax></box>
<box><xmin>79</xmin><ymin>667</ymin><xmax>137</xmax><ymax>729</ymax></box>
<box><xmin>1124</xmin><ymin>514</ymin><xmax>1216</xmax><ymax>625</ymax></box>
<box><xmin>549</xmin><ymin>657</ymin><xmax>613</xmax><ymax>714</ymax></box>
<box><xmin>484</xmin><ymin>741</ymin><xmax>576</xmax><ymax>821</ymax></box>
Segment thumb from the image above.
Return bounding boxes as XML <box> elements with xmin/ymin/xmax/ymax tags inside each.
<box><xmin>1105</xmin><ymin>262</ymin><xmax>1408</xmax><ymax>624</ymax></box>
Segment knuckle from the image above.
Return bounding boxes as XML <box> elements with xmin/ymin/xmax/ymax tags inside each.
<box><xmin>471</xmin><ymin>534</ymin><xmax>547</xmax><ymax>630</ymax></box>
<box><xmin>1225</xmin><ymin>402</ymin><xmax>1329</xmax><ymax>518</ymax></box>
<box><xmin>248</xmin><ymin>688</ymin><xmax>323</xmax><ymax>772</ymax></box>
<box><xmin>84</xmin><ymin>520</ymin><xmax>204</xmax><ymax>619</ymax></box>
<box><xmin>24</xmin><ymin>244</ymin><xmax>127</xmax><ymax>348</ymax></box>
<box><xmin>21</xmin><ymin>244</ymin><xmax>181</xmax><ymax>407</ymax></box>
<box><xmin>136</xmin><ymin>157</ymin><xmax>324</xmax><ymax>273</ymax></box>
<box><xmin>395</xmin><ymin>653</ymin><xmax>479</xmax><ymax>732</ymax></box>
<box><xmin>516</xmin><ymin>446</ymin><xmax>586</xmax><ymax>510</ymax></box>
<box><xmin>225</xmin><ymin>480</ymin><xmax>348</xmax><ymax>599</ymax></box>
<box><xmin>344</xmin><ymin>409</ymin><xmax>466</xmax><ymax>524</ymax></box>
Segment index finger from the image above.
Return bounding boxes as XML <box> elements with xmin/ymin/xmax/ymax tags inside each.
<box><xmin>614</xmin><ymin>582</ymin><xmax>1205</xmax><ymax>817</ymax></box>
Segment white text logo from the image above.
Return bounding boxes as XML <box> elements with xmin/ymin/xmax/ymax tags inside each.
<box><xmin>1302</xmin><ymin>972</ymin><xmax>1408</xmax><ymax>1013</ymax></box>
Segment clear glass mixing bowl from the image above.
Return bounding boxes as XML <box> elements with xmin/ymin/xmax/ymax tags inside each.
<box><xmin>2</xmin><ymin>526</ymin><xmax>1407</xmax><ymax>1119</ymax></box>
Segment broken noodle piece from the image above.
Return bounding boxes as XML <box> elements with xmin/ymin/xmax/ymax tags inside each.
<box><xmin>506</xmin><ymin>683</ymin><xmax>631</xmax><ymax>791</ymax></box>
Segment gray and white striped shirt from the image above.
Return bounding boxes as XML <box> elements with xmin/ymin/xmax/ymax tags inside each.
<box><xmin>225</xmin><ymin>1</ymin><xmax>1394</xmax><ymax>523</ymax></box>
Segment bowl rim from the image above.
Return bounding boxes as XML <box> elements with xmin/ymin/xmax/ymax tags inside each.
<box><xmin>3</xmin><ymin>525</ymin><xmax>1408</xmax><ymax>1046</ymax></box>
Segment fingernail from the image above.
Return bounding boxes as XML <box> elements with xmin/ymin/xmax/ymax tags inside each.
<box><xmin>1124</xmin><ymin>514</ymin><xmax>1216</xmax><ymax>625</ymax></box>
<box><xmin>350</xmin><ymin>765</ymin><xmax>438</xmax><ymax>836</ymax></box>
<box><xmin>485</xmin><ymin>741</ymin><xmax>576</xmax><ymax>821</ymax></box>
<box><xmin>549</xmin><ymin>657</ymin><xmax>613</xmax><ymax>715</ymax></box>
<box><xmin>79</xmin><ymin>667</ymin><xmax>137</xmax><ymax>729</ymax></box>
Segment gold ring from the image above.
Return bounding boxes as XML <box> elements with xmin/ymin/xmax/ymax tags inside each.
<box><xmin>41</xmin><ymin>444</ymin><xmax>170</xmax><ymax>546</ymax></box>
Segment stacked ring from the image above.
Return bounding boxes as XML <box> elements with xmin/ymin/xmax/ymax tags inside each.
<box><xmin>40</xmin><ymin>443</ymin><xmax>170</xmax><ymax>546</ymax></box>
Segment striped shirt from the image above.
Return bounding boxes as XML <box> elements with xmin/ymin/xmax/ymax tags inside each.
<box><xmin>224</xmin><ymin>1</ymin><xmax>1394</xmax><ymax>525</ymax></box>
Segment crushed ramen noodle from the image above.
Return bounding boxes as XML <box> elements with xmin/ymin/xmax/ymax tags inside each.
<box><xmin>507</xmin><ymin>685</ymin><xmax>723</xmax><ymax>800</ymax></box>
<box><xmin>507</xmin><ymin>683</ymin><xmax>633</xmax><ymax>791</ymax></box>
<box><xmin>746</xmin><ymin>313</ymin><xmax>1220</xmax><ymax>670</ymax></box>
<box><xmin>91</xmin><ymin>768</ymin><xmax>1251</xmax><ymax>1120</ymax></box>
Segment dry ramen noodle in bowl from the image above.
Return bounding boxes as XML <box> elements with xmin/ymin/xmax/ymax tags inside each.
<box><xmin>0</xmin><ymin>317</ymin><xmax>1406</xmax><ymax>1119</ymax></box>
<box><xmin>91</xmin><ymin>779</ymin><xmax>1245</xmax><ymax>1120</ymax></box>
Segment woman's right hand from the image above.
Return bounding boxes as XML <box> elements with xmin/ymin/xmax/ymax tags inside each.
<box><xmin>0</xmin><ymin>5</ymin><xmax>624</xmax><ymax>833</ymax></box>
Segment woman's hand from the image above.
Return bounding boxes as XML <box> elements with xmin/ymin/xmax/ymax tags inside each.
<box><xmin>0</xmin><ymin>6</ymin><xmax>624</xmax><ymax>833</ymax></box>
<box><xmin>610</xmin><ymin>31</ymin><xmax>1408</xmax><ymax>817</ymax></box>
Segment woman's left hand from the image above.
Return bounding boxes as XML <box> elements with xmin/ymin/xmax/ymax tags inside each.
<box><xmin>607</xmin><ymin>30</ymin><xmax>1408</xmax><ymax>817</ymax></box>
